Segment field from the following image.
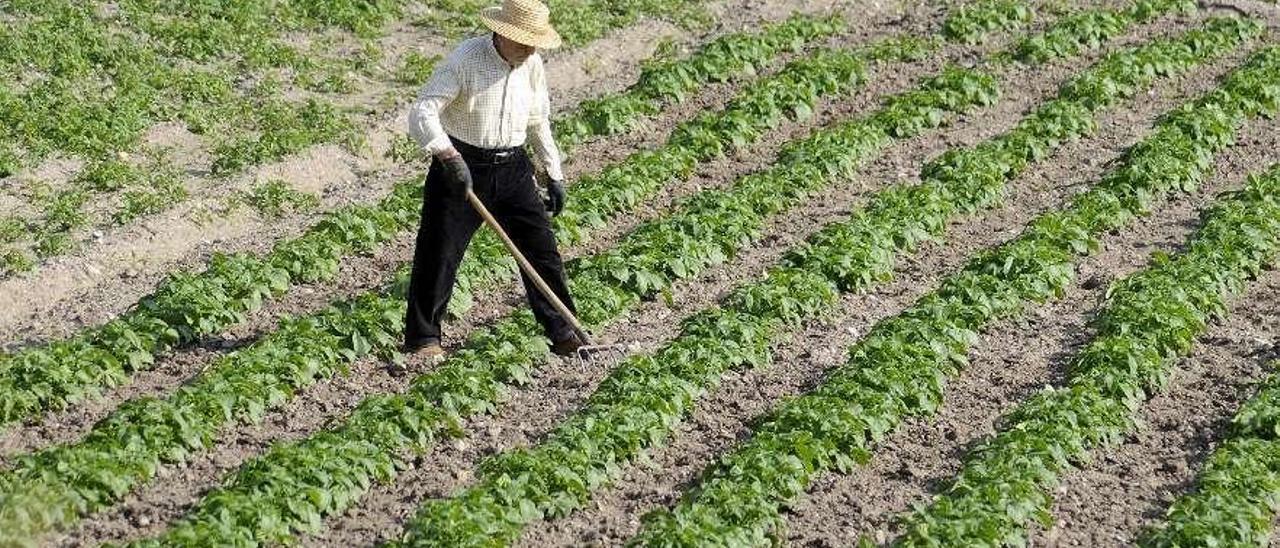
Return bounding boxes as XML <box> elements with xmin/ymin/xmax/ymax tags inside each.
<box><xmin>2</xmin><ymin>0</ymin><xmax>1280</xmax><ymax>546</ymax></box>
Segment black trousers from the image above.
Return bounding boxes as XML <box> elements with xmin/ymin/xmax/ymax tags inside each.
<box><xmin>403</xmin><ymin>146</ymin><xmax>577</xmax><ymax>348</ymax></box>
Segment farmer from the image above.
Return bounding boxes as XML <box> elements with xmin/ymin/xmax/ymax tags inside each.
<box><xmin>400</xmin><ymin>0</ymin><xmax>579</xmax><ymax>370</ymax></box>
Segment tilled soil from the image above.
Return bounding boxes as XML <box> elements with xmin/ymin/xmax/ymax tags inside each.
<box><xmin>1032</xmin><ymin>120</ymin><xmax>1280</xmax><ymax>547</ymax></box>
<box><xmin>773</xmin><ymin>43</ymin><xmax>1280</xmax><ymax>547</ymax></box>
<box><xmin>49</xmin><ymin>3</ymin><xmax>932</xmax><ymax>545</ymax></box>
<box><xmin>10</xmin><ymin>2</ymin><xmax>1280</xmax><ymax>548</ymax></box>
<box><xmin>511</xmin><ymin>13</ymin><xmax>1186</xmax><ymax>545</ymax></box>
<box><xmin>1037</xmin><ymin>271</ymin><xmax>1280</xmax><ymax>548</ymax></box>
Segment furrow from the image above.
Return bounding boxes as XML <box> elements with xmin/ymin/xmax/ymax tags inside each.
<box><xmin>1137</xmin><ymin>303</ymin><xmax>1280</xmax><ymax>548</ymax></box>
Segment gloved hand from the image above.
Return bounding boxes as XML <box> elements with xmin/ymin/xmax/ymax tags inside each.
<box><xmin>440</xmin><ymin>154</ymin><xmax>472</xmax><ymax>195</ymax></box>
<box><xmin>545</xmin><ymin>179</ymin><xmax>567</xmax><ymax>216</ymax></box>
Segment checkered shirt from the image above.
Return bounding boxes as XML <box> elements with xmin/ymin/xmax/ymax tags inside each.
<box><xmin>407</xmin><ymin>34</ymin><xmax>564</xmax><ymax>181</ymax></box>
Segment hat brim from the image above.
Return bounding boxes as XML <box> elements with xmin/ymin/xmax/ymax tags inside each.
<box><xmin>480</xmin><ymin>7</ymin><xmax>563</xmax><ymax>50</ymax></box>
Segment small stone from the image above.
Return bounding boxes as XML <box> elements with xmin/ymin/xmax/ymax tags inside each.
<box><xmin>1159</xmin><ymin>459</ymin><xmax>1187</xmax><ymax>475</ymax></box>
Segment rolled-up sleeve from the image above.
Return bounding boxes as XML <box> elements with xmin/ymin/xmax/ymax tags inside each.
<box><xmin>407</xmin><ymin>59</ymin><xmax>460</xmax><ymax>155</ymax></box>
<box><xmin>526</xmin><ymin>57</ymin><xmax>565</xmax><ymax>181</ymax></box>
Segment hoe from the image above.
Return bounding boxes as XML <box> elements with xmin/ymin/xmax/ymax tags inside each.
<box><xmin>466</xmin><ymin>190</ymin><xmax>628</xmax><ymax>364</ymax></box>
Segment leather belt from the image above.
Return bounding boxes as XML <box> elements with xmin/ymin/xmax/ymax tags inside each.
<box><xmin>450</xmin><ymin>136</ymin><xmax>523</xmax><ymax>165</ymax></box>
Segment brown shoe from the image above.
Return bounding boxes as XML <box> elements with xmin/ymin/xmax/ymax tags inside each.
<box><xmin>390</xmin><ymin>341</ymin><xmax>446</xmax><ymax>376</ymax></box>
<box><xmin>550</xmin><ymin>336</ymin><xmax>583</xmax><ymax>357</ymax></box>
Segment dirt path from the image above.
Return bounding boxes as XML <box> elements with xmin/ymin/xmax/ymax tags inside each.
<box><xmin>774</xmin><ymin>45</ymin><xmax>1280</xmax><ymax>546</ymax></box>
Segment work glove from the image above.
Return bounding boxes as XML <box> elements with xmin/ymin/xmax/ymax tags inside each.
<box><xmin>440</xmin><ymin>154</ymin><xmax>473</xmax><ymax>195</ymax></box>
<box><xmin>545</xmin><ymin>179</ymin><xmax>567</xmax><ymax>216</ymax></box>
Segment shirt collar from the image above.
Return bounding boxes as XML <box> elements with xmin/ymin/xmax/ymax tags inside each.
<box><xmin>485</xmin><ymin>34</ymin><xmax>521</xmax><ymax>69</ymax></box>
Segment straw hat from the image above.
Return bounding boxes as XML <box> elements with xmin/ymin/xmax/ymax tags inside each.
<box><xmin>480</xmin><ymin>0</ymin><xmax>563</xmax><ymax>50</ymax></box>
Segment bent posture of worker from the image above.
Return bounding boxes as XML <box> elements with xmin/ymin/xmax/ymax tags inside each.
<box><xmin>402</xmin><ymin>0</ymin><xmax>578</xmax><ymax>370</ymax></box>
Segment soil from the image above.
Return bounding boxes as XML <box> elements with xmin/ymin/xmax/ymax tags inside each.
<box><xmin>512</xmin><ymin>10</ymin><xmax>1209</xmax><ymax>545</ymax></box>
<box><xmin>1031</xmin><ymin>121</ymin><xmax>1280</xmax><ymax>548</ymax></box>
<box><xmin>772</xmin><ymin>40</ymin><xmax>1280</xmax><ymax>548</ymax></box>
<box><xmin>43</xmin><ymin>1</ymin><xmax>934</xmax><ymax>545</ymax></box>
<box><xmin>5</xmin><ymin>1</ymin><xmax>1280</xmax><ymax>547</ymax></box>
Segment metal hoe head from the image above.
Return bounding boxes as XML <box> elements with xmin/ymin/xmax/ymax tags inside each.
<box><xmin>575</xmin><ymin>342</ymin><xmax>628</xmax><ymax>365</ymax></box>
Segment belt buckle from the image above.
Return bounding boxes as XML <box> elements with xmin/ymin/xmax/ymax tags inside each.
<box><xmin>493</xmin><ymin>150</ymin><xmax>514</xmax><ymax>162</ymax></box>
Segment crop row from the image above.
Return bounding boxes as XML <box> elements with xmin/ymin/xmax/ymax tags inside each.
<box><xmin>0</xmin><ymin>26</ymin><xmax>913</xmax><ymax>545</ymax></box>
<box><xmin>891</xmin><ymin>46</ymin><xmax>1280</xmax><ymax>547</ymax></box>
<box><xmin>943</xmin><ymin>0</ymin><xmax>1034</xmax><ymax>44</ymax></box>
<box><xmin>126</xmin><ymin>61</ymin><xmax>998</xmax><ymax>548</ymax></box>
<box><xmin>393</xmin><ymin>10</ymin><xmax>1242</xmax><ymax>547</ymax></box>
<box><xmin>626</xmin><ymin>17</ymin><xmax>1264</xmax><ymax>547</ymax></box>
<box><xmin>0</xmin><ymin>18</ymin><xmax>844</xmax><ymax>427</ymax></box>
<box><xmin>110</xmin><ymin>10</ymin><xmax>1038</xmax><ymax>544</ymax></box>
<box><xmin>554</xmin><ymin>14</ymin><xmax>848</xmax><ymax>150</ymax></box>
<box><xmin>1144</xmin><ymin>323</ymin><xmax>1280</xmax><ymax>548</ymax></box>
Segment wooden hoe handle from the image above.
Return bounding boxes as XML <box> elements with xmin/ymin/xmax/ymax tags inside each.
<box><xmin>465</xmin><ymin>190</ymin><xmax>594</xmax><ymax>345</ymax></box>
